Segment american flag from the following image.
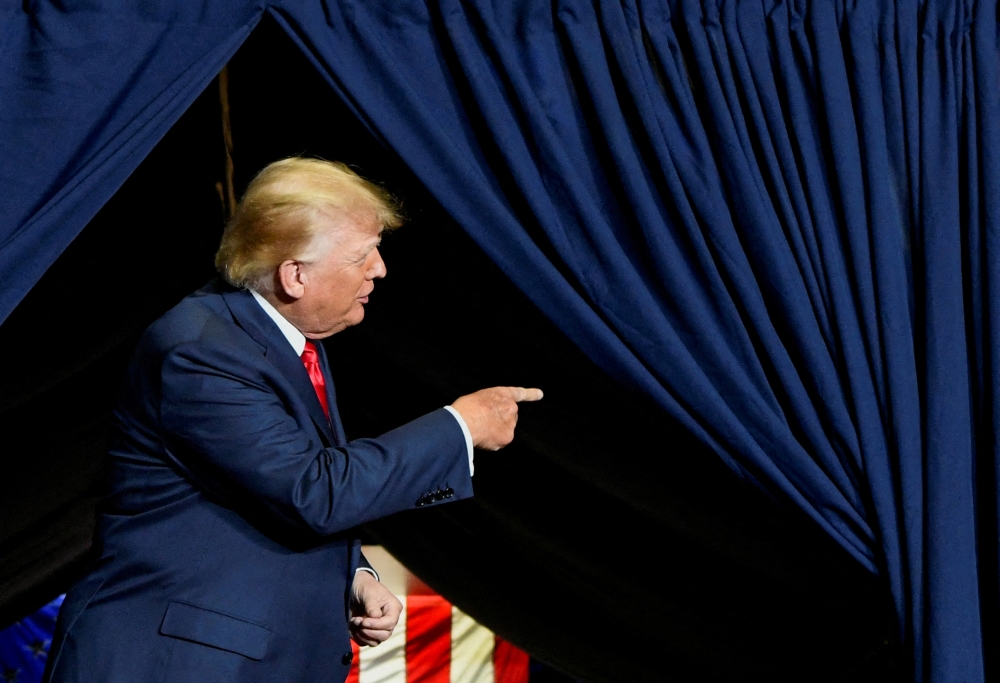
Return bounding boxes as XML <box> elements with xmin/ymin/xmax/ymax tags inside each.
<box><xmin>0</xmin><ymin>595</ymin><xmax>62</xmax><ymax>683</ymax></box>
<box><xmin>345</xmin><ymin>593</ymin><xmax>529</xmax><ymax>683</ymax></box>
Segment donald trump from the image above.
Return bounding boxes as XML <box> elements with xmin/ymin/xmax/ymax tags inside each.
<box><xmin>43</xmin><ymin>157</ymin><xmax>542</xmax><ymax>683</ymax></box>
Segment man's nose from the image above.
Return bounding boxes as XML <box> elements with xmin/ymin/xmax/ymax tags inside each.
<box><xmin>369</xmin><ymin>248</ymin><xmax>386</xmax><ymax>279</ymax></box>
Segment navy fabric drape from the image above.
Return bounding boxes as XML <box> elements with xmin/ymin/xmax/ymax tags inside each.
<box><xmin>280</xmin><ymin>1</ymin><xmax>998</xmax><ymax>680</ymax></box>
<box><xmin>0</xmin><ymin>0</ymin><xmax>261</xmax><ymax>323</ymax></box>
<box><xmin>2</xmin><ymin>1</ymin><xmax>997</xmax><ymax>680</ymax></box>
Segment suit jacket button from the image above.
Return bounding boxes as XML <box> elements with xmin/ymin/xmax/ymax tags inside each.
<box><xmin>342</xmin><ymin>652</ymin><xmax>354</xmax><ymax>665</ymax></box>
<box><xmin>444</xmin><ymin>488</ymin><xmax>454</xmax><ymax>496</ymax></box>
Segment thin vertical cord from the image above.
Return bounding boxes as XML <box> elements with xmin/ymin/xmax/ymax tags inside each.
<box><xmin>217</xmin><ymin>64</ymin><xmax>236</xmax><ymax>220</ymax></box>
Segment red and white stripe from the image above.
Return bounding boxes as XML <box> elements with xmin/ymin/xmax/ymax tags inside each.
<box><xmin>345</xmin><ymin>594</ymin><xmax>529</xmax><ymax>683</ymax></box>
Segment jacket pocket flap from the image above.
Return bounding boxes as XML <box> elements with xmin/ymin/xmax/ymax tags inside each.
<box><xmin>160</xmin><ymin>601</ymin><xmax>271</xmax><ymax>660</ymax></box>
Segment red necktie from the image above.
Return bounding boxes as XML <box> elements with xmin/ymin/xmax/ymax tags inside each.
<box><xmin>300</xmin><ymin>341</ymin><xmax>330</xmax><ymax>419</ymax></box>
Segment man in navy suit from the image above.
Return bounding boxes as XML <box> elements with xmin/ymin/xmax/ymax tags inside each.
<box><xmin>43</xmin><ymin>157</ymin><xmax>542</xmax><ymax>683</ymax></box>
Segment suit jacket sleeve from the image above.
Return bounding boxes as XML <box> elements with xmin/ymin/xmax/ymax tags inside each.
<box><xmin>157</xmin><ymin>337</ymin><xmax>473</xmax><ymax>537</ymax></box>
<box><xmin>357</xmin><ymin>553</ymin><xmax>378</xmax><ymax>581</ymax></box>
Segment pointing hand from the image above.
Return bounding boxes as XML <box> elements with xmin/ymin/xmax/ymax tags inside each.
<box><xmin>450</xmin><ymin>386</ymin><xmax>543</xmax><ymax>451</ymax></box>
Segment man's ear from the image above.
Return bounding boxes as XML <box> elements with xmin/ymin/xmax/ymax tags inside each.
<box><xmin>276</xmin><ymin>260</ymin><xmax>307</xmax><ymax>300</ymax></box>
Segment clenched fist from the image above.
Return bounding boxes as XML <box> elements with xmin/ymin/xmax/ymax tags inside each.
<box><xmin>450</xmin><ymin>386</ymin><xmax>543</xmax><ymax>451</ymax></box>
<box><xmin>349</xmin><ymin>570</ymin><xmax>403</xmax><ymax>647</ymax></box>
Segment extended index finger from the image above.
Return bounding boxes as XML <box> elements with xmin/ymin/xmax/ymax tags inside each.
<box><xmin>509</xmin><ymin>387</ymin><xmax>544</xmax><ymax>402</ymax></box>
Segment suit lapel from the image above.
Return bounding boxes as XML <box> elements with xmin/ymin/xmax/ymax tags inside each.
<box><xmin>221</xmin><ymin>286</ymin><xmax>336</xmax><ymax>444</ymax></box>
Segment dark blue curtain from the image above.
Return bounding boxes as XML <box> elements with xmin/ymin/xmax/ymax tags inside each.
<box><xmin>279</xmin><ymin>1</ymin><xmax>999</xmax><ymax>680</ymax></box>
<box><xmin>1</xmin><ymin>1</ymin><xmax>996</xmax><ymax>680</ymax></box>
<box><xmin>0</xmin><ymin>1</ymin><xmax>261</xmax><ymax>322</ymax></box>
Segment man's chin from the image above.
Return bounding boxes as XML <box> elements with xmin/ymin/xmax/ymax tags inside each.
<box><xmin>338</xmin><ymin>308</ymin><xmax>366</xmax><ymax>332</ymax></box>
<box><xmin>311</xmin><ymin>308</ymin><xmax>365</xmax><ymax>338</ymax></box>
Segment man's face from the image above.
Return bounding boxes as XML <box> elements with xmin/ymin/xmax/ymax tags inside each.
<box><xmin>295</xmin><ymin>211</ymin><xmax>386</xmax><ymax>339</ymax></box>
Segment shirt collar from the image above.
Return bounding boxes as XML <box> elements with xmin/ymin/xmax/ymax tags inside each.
<box><xmin>250</xmin><ymin>289</ymin><xmax>307</xmax><ymax>356</ymax></box>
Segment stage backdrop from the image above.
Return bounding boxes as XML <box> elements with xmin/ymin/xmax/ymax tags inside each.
<box><xmin>2</xmin><ymin>2</ymin><xmax>997</xmax><ymax>682</ymax></box>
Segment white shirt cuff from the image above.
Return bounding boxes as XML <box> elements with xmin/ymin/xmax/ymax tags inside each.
<box><xmin>442</xmin><ymin>405</ymin><xmax>475</xmax><ymax>476</ymax></box>
<box><xmin>355</xmin><ymin>567</ymin><xmax>379</xmax><ymax>581</ymax></box>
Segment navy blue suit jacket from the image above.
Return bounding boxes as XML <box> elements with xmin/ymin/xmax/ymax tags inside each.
<box><xmin>44</xmin><ymin>280</ymin><xmax>473</xmax><ymax>683</ymax></box>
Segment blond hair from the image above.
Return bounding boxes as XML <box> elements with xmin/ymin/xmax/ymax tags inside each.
<box><xmin>215</xmin><ymin>157</ymin><xmax>403</xmax><ymax>291</ymax></box>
